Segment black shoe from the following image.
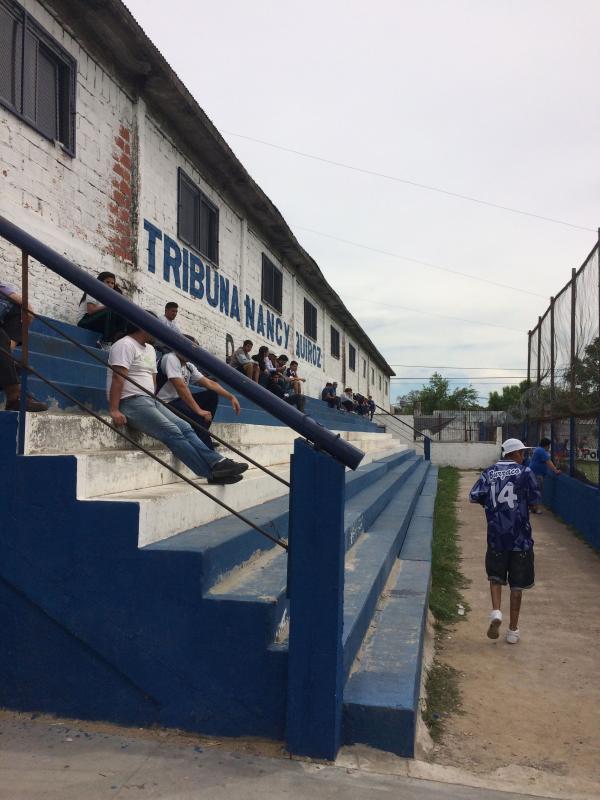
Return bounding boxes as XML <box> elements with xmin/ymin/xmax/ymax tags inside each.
<box><xmin>211</xmin><ymin>458</ymin><xmax>249</xmax><ymax>478</ymax></box>
<box><xmin>207</xmin><ymin>474</ymin><xmax>244</xmax><ymax>485</ymax></box>
<box><xmin>5</xmin><ymin>396</ymin><xmax>48</xmax><ymax>412</ymax></box>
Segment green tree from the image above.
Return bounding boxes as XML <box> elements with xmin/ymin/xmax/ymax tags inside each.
<box><xmin>397</xmin><ymin>373</ymin><xmax>480</xmax><ymax>415</ymax></box>
<box><xmin>488</xmin><ymin>381</ymin><xmax>528</xmax><ymax>411</ymax></box>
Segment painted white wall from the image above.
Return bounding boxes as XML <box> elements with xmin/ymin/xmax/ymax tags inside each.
<box><xmin>0</xmin><ymin>0</ymin><xmax>391</xmax><ymax>406</ymax></box>
<box><xmin>430</xmin><ymin>442</ymin><xmax>501</xmax><ymax>469</ymax></box>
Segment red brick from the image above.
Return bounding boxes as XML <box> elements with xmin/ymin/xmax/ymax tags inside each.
<box><xmin>118</xmin><ymin>207</ymin><xmax>130</xmax><ymax>223</ymax></box>
<box><xmin>119</xmin><ymin>125</ymin><xmax>130</xmax><ymax>142</ymax></box>
<box><xmin>112</xmin><ymin>190</ymin><xmax>126</xmax><ymax>206</ymax></box>
<box><xmin>113</xmin><ymin>162</ymin><xmax>127</xmax><ymax>179</ymax></box>
<box><xmin>115</xmin><ymin>136</ymin><xmax>125</xmax><ymax>151</ymax></box>
<box><xmin>123</xmin><ymin>142</ymin><xmax>131</xmax><ymax>156</ymax></box>
<box><xmin>119</xmin><ymin>153</ymin><xmax>132</xmax><ymax>171</ymax></box>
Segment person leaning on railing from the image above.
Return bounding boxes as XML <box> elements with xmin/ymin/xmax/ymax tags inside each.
<box><xmin>156</xmin><ymin>334</ymin><xmax>242</xmax><ymax>450</ymax></box>
<box><xmin>107</xmin><ymin>315</ymin><xmax>248</xmax><ymax>485</ymax></box>
<box><xmin>0</xmin><ymin>280</ymin><xmax>48</xmax><ymax>412</ymax></box>
<box><xmin>77</xmin><ymin>271</ymin><xmax>126</xmax><ymax>347</ymax></box>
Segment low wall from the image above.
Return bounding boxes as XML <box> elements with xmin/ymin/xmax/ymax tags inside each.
<box><xmin>430</xmin><ymin>442</ymin><xmax>500</xmax><ymax>469</ymax></box>
<box><xmin>543</xmin><ymin>474</ymin><xmax>600</xmax><ymax>551</ymax></box>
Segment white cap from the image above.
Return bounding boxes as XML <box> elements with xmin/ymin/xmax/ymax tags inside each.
<box><xmin>502</xmin><ymin>438</ymin><xmax>529</xmax><ymax>455</ymax></box>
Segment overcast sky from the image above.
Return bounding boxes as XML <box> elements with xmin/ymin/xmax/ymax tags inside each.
<box><xmin>124</xmin><ymin>0</ymin><xmax>600</xmax><ymax>404</ymax></box>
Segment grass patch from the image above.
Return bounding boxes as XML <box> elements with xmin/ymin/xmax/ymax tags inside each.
<box><xmin>429</xmin><ymin>466</ymin><xmax>469</xmax><ymax>623</ymax></box>
<box><xmin>422</xmin><ymin>661</ymin><xmax>462</xmax><ymax>741</ymax></box>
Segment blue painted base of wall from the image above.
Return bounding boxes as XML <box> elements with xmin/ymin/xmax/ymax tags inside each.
<box><xmin>543</xmin><ymin>473</ymin><xmax>600</xmax><ymax>551</ymax></box>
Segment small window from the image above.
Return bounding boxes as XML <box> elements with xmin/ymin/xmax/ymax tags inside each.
<box><xmin>304</xmin><ymin>298</ymin><xmax>317</xmax><ymax>340</ymax></box>
<box><xmin>330</xmin><ymin>326</ymin><xmax>340</xmax><ymax>359</ymax></box>
<box><xmin>0</xmin><ymin>0</ymin><xmax>76</xmax><ymax>154</ymax></box>
<box><xmin>261</xmin><ymin>254</ymin><xmax>282</xmax><ymax>313</ymax></box>
<box><xmin>378</xmin><ymin>374</ymin><xmax>382</xmax><ymax>390</ymax></box>
<box><xmin>362</xmin><ymin>359</ymin><xmax>366</xmax><ymax>378</ymax></box>
<box><xmin>177</xmin><ymin>168</ymin><xmax>219</xmax><ymax>264</ymax></box>
<box><xmin>371</xmin><ymin>367</ymin><xmax>375</xmax><ymax>384</ymax></box>
<box><xmin>385</xmin><ymin>379</ymin><xmax>388</xmax><ymax>395</ymax></box>
<box><xmin>348</xmin><ymin>343</ymin><xmax>356</xmax><ymax>372</ymax></box>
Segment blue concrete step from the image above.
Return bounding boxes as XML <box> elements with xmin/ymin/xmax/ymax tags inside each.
<box><xmin>204</xmin><ymin>456</ymin><xmax>427</xmax><ymax>658</ymax></box>
<box><xmin>343</xmin><ymin>559</ymin><xmax>431</xmax><ymax>757</ymax></box>
<box><xmin>342</xmin><ymin>464</ymin><xmax>437</xmax><ymax>757</ymax></box>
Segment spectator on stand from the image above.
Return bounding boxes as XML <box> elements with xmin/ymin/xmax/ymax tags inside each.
<box><xmin>157</xmin><ymin>335</ymin><xmax>241</xmax><ymax>450</ymax></box>
<box><xmin>268</xmin><ymin>371</ymin><xmax>306</xmax><ymax>412</ymax></box>
<box><xmin>78</xmin><ymin>272</ymin><xmax>126</xmax><ymax>347</ymax></box>
<box><xmin>321</xmin><ymin>382</ymin><xmax>341</xmax><ymax>410</ymax></box>
<box><xmin>107</xmin><ymin>317</ymin><xmax>247</xmax><ymax>484</ymax></box>
<box><xmin>0</xmin><ymin>281</ymin><xmax>48</xmax><ymax>411</ymax></box>
<box><xmin>356</xmin><ymin>395</ymin><xmax>369</xmax><ymax>416</ymax></box>
<box><xmin>230</xmin><ymin>339</ymin><xmax>260</xmax><ymax>381</ymax></box>
<box><xmin>254</xmin><ymin>345</ymin><xmax>275</xmax><ymax>386</ymax></box>
<box><xmin>368</xmin><ymin>395</ymin><xmax>375</xmax><ymax>420</ymax></box>
<box><xmin>155</xmin><ymin>301</ymin><xmax>181</xmax><ymax>356</ymax></box>
<box><xmin>286</xmin><ymin>360</ymin><xmax>305</xmax><ymax>395</ymax></box>
<box><xmin>341</xmin><ymin>387</ymin><xmax>356</xmax><ymax>413</ymax></box>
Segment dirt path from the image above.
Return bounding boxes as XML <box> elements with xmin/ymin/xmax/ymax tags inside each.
<box><xmin>429</xmin><ymin>471</ymin><xmax>600</xmax><ymax>790</ymax></box>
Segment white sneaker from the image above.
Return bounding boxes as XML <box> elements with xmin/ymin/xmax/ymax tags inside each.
<box><xmin>487</xmin><ymin>610</ymin><xmax>502</xmax><ymax>639</ymax></box>
<box><xmin>506</xmin><ymin>628</ymin><xmax>520</xmax><ymax>644</ymax></box>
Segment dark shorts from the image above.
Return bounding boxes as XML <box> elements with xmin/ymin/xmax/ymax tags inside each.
<box><xmin>485</xmin><ymin>548</ymin><xmax>535</xmax><ymax>590</ymax></box>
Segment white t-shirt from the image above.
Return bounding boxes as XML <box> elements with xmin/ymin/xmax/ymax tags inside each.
<box><xmin>107</xmin><ymin>336</ymin><xmax>157</xmax><ymax>401</ymax></box>
<box><xmin>78</xmin><ymin>295</ymin><xmax>100</xmax><ymax>322</ymax></box>
<box><xmin>157</xmin><ymin>351</ymin><xmax>204</xmax><ymax>404</ymax></box>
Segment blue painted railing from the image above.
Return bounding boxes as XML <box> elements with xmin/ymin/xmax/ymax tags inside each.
<box><xmin>0</xmin><ymin>215</ymin><xmax>364</xmax><ymax>470</ymax></box>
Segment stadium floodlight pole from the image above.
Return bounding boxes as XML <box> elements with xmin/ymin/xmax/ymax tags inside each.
<box><xmin>536</xmin><ymin>317</ymin><xmax>542</xmax><ymax>388</ymax></box>
<box><xmin>525</xmin><ymin>329</ymin><xmax>532</xmax><ymax>444</ymax></box>
<box><xmin>550</xmin><ymin>297</ymin><xmax>555</xmax><ymax>463</ymax></box>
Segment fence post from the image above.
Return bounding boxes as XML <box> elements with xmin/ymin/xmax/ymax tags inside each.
<box><xmin>549</xmin><ymin>296</ymin><xmax>555</xmax><ymax>462</ymax></box>
<box><xmin>424</xmin><ymin>436</ymin><xmax>431</xmax><ymax>461</ymax></box>
<box><xmin>286</xmin><ymin>438</ymin><xmax>346</xmax><ymax>760</ymax></box>
<box><xmin>569</xmin><ymin>268</ymin><xmax>577</xmax><ymax>477</ymax></box>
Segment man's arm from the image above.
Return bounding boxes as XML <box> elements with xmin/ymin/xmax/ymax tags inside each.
<box><xmin>469</xmin><ymin>474</ymin><xmax>488</xmax><ymax>505</ymax></box>
<box><xmin>4</xmin><ymin>291</ymin><xmax>34</xmax><ymax>325</ymax></box>
<box><xmin>170</xmin><ymin>377</ymin><xmax>214</xmax><ymax>421</ymax></box>
<box><xmin>197</xmin><ymin>376</ymin><xmax>241</xmax><ymax>415</ymax></box>
<box><xmin>547</xmin><ymin>457</ymin><xmax>560</xmax><ymax>475</ymax></box>
<box><xmin>109</xmin><ymin>366</ymin><xmax>128</xmax><ymax>425</ymax></box>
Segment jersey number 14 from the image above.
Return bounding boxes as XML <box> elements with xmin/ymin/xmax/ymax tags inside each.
<box><xmin>490</xmin><ymin>481</ymin><xmax>517</xmax><ymax>509</ymax></box>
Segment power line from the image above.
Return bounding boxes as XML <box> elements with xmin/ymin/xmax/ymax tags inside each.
<box><xmin>390</xmin><ymin>377</ymin><xmax>526</xmax><ymax>381</ymax></box>
<box><xmin>343</xmin><ymin>294</ymin><xmax>524</xmax><ymax>332</ymax></box>
<box><xmin>224</xmin><ymin>130</ymin><xmax>596</xmax><ymax>233</ymax></box>
<box><xmin>389</xmin><ymin>365</ymin><xmax>525</xmax><ymax>371</ymax></box>
<box><xmin>296</xmin><ymin>225</ymin><xmax>546</xmax><ymax>298</ymax></box>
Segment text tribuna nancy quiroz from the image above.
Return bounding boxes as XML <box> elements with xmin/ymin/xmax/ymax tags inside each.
<box><xmin>144</xmin><ymin>220</ymin><xmax>323</xmax><ymax>368</ymax></box>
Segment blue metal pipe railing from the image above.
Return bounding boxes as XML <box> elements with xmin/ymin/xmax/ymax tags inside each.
<box><xmin>0</xmin><ymin>215</ymin><xmax>364</xmax><ymax>470</ymax></box>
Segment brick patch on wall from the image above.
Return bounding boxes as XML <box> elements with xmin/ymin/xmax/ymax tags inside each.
<box><xmin>108</xmin><ymin>125</ymin><xmax>134</xmax><ymax>262</ymax></box>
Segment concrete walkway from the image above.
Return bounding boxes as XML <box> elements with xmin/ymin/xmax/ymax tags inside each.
<box><xmin>428</xmin><ymin>472</ymin><xmax>600</xmax><ymax>800</ymax></box>
<box><xmin>0</xmin><ymin>710</ymin><xmax>558</xmax><ymax>800</ymax></box>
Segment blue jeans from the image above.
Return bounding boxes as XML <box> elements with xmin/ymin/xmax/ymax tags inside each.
<box><xmin>120</xmin><ymin>395</ymin><xmax>222</xmax><ymax>478</ymax></box>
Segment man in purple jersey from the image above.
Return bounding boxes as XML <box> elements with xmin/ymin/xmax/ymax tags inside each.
<box><xmin>469</xmin><ymin>438</ymin><xmax>541</xmax><ymax>644</ymax></box>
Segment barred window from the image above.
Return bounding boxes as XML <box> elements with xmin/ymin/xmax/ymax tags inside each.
<box><xmin>330</xmin><ymin>326</ymin><xmax>340</xmax><ymax>359</ymax></box>
<box><xmin>304</xmin><ymin>298</ymin><xmax>317</xmax><ymax>340</ymax></box>
<box><xmin>348</xmin><ymin>343</ymin><xmax>356</xmax><ymax>372</ymax></box>
<box><xmin>177</xmin><ymin>168</ymin><xmax>219</xmax><ymax>264</ymax></box>
<box><xmin>261</xmin><ymin>254</ymin><xmax>282</xmax><ymax>313</ymax></box>
<box><xmin>0</xmin><ymin>0</ymin><xmax>76</xmax><ymax>154</ymax></box>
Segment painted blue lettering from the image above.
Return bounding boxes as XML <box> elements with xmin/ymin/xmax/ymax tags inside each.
<box><xmin>144</xmin><ymin>219</ymin><xmax>162</xmax><ymax>274</ymax></box>
<box><xmin>266</xmin><ymin>310</ymin><xmax>275</xmax><ymax>342</ymax></box>
<box><xmin>163</xmin><ymin>235</ymin><xmax>181</xmax><ymax>288</ymax></box>
<box><xmin>307</xmin><ymin>341</ymin><xmax>313</xmax><ymax>363</ymax></box>
<box><xmin>206</xmin><ymin>265</ymin><xmax>219</xmax><ymax>308</ymax></box>
<box><xmin>230</xmin><ymin>285</ymin><xmax>241</xmax><ymax>321</ymax></box>
<box><xmin>256</xmin><ymin>304</ymin><xmax>265</xmax><ymax>336</ymax></box>
<box><xmin>182</xmin><ymin>248</ymin><xmax>189</xmax><ymax>292</ymax></box>
<box><xmin>275</xmin><ymin>317</ymin><xmax>283</xmax><ymax>346</ymax></box>
<box><xmin>295</xmin><ymin>331</ymin><xmax>301</xmax><ymax>358</ymax></box>
<box><xmin>316</xmin><ymin>346</ymin><xmax>322</xmax><ymax>368</ymax></box>
<box><xmin>284</xmin><ymin>323</ymin><xmax>291</xmax><ymax>351</ymax></box>
<box><xmin>219</xmin><ymin>275</ymin><xmax>230</xmax><ymax>316</ymax></box>
<box><xmin>245</xmin><ymin>295</ymin><xmax>255</xmax><ymax>330</ymax></box>
<box><xmin>189</xmin><ymin>254</ymin><xmax>204</xmax><ymax>299</ymax></box>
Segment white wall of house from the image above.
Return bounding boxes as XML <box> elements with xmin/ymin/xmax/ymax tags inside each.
<box><xmin>0</xmin><ymin>0</ymin><xmax>391</xmax><ymax>406</ymax></box>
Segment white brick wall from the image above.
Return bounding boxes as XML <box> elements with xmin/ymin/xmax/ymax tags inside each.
<box><xmin>0</xmin><ymin>0</ymin><xmax>390</xmax><ymax>407</ymax></box>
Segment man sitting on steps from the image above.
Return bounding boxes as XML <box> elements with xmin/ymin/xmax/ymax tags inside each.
<box><xmin>157</xmin><ymin>334</ymin><xmax>242</xmax><ymax>451</ymax></box>
<box><xmin>107</xmin><ymin>317</ymin><xmax>247</xmax><ymax>484</ymax></box>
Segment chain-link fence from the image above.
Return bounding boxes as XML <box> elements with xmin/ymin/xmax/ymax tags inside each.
<box><xmin>524</xmin><ymin>238</ymin><xmax>600</xmax><ymax>487</ymax></box>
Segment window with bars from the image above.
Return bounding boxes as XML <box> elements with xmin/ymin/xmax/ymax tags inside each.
<box><xmin>330</xmin><ymin>326</ymin><xmax>340</xmax><ymax>359</ymax></box>
<box><xmin>304</xmin><ymin>298</ymin><xmax>317</xmax><ymax>340</ymax></box>
<box><xmin>177</xmin><ymin>168</ymin><xmax>219</xmax><ymax>264</ymax></box>
<box><xmin>348</xmin><ymin>343</ymin><xmax>356</xmax><ymax>372</ymax></box>
<box><xmin>362</xmin><ymin>358</ymin><xmax>366</xmax><ymax>378</ymax></box>
<box><xmin>0</xmin><ymin>0</ymin><xmax>76</xmax><ymax>154</ymax></box>
<box><xmin>371</xmin><ymin>367</ymin><xmax>375</xmax><ymax>384</ymax></box>
<box><xmin>261</xmin><ymin>254</ymin><xmax>282</xmax><ymax>313</ymax></box>
<box><xmin>378</xmin><ymin>374</ymin><xmax>382</xmax><ymax>390</ymax></box>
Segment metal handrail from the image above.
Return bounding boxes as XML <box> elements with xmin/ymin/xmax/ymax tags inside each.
<box><xmin>373</xmin><ymin>403</ymin><xmax>431</xmax><ymax>460</ymax></box>
<box><xmin>1</xmin><ymin>345</ymin><xmax>288</xmax><ymax>550</ymax></box>
<box><xmin>24</xmin><ymin>306</ymin><xmax>290</xmax><ymax>488</ymax></box>
<box><xmin>0</xmin><ymin>215</ymin><xmax>364</xmax><ymax>470</ymax></box>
